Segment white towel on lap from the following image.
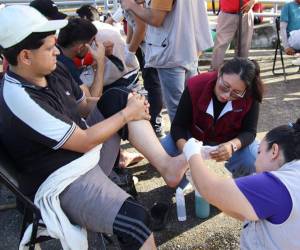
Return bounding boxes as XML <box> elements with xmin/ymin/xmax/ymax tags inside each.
<box><xmin>19</xmin><ymin>144</ymin><xmax>102</xmax><ymax>250</ymax></box>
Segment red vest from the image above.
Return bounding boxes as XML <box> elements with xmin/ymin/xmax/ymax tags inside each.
<box><xmin>187</xmin><ymin>71</ymin><xmax>253</xmax><ymax>144</ymax></box>
<box><xmin>220</xmin><ymin>0</ymin><xmax>249</xmax><ymax>13</ymax></box>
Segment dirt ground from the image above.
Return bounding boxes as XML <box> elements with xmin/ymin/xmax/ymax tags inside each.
<box><xmin>0</xmin><ymin>50</ymin><xmax>299</xmax><ymax>250</ymax></box>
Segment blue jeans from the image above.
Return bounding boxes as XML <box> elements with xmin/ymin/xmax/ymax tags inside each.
<box><xmin>157</xmin><ymin>61</ymin><xmax>198</xmax><ymax>122</ymax></box>
<box><xmin>161</xmin><ymin>134</ymin><xmax>259</xmax><ymax>178</ymax></box>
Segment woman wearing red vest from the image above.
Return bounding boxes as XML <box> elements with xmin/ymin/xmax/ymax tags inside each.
<box><xmin>161</xmin><ymin>58</ymin><xmax>264</xmax><ymax>177</ymax></box>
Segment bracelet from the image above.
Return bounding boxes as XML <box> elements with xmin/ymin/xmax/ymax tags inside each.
<box><xmin>229</xmin><ymin>141</ymin><xmax>238</xmax><ymax>152</ymax></box>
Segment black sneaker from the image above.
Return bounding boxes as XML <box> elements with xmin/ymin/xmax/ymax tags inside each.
<box><xmin>109</xmin><ymin>168</ymin><xmax>138</xmax><ymax>198</ymax></box>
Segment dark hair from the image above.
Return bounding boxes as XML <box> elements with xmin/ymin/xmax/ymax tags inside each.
<box><xmin>0</xmin><ymin>31</ymin><xmax>55</xmax><ymax>66</ymax></box>
<box><xmin>219</xmin><ymin>57</ymin><xmax>264</xmax><ymax>102</ymax></box>
<box><xmin>76</xmin><ymin>5</ymin><xmax>100</xmax><ymax>22</ymax></box>
<box><xmin>57</xmin><ymin>17</ymin><xmax>97</xmax><ymax>48</ymax></box>
<box><xmin>265</xmin><ymin>118</ymin><xmax>300</xmax><ymax>163</ymax></box>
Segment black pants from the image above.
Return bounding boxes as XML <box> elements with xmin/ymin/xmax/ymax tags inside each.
<box><xmin>97</xmin><ymin>87</ymin><xmax>130</xmax><ymax>140</ymax></box>
<box><xmin>136</xmin><ymin>48</ymin><xmax>163</xmax><ymax>133</ymax></box>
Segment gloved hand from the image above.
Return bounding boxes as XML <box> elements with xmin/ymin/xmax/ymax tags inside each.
<box><xmin>201</xmin><ymin>145</ymin><xmax>218</xmax><ymax>160</ymax></box>
<box><xmin>183</xmin><ymin>138</ymin><xmax>203</xmax><ymax>161</ymax></box>
<box><xmin>125</xmin><ymin>44</ymin><xmax>139</xmax><ymax>68</ymax></box>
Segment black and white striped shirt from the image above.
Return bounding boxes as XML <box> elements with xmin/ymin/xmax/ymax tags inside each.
<box><xmin>0</xmin><ymin>62</ymin><xmax>88</xmax><ymax>195</ymax></box>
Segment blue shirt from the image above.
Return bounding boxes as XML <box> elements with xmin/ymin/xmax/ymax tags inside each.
<box><xmin>280</xmin><ymin>1</ymin><xmax>300</xmax><ymax>35</ymax></box>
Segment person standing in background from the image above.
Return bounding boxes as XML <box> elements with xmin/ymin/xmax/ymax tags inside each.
<box><xmin>121</xmin><ymin>0</ymin><xmax>213</xmax><ymax>122</ymax></box>
<box><xmin>211</xmin><ymin>0</ymin><xmax>258</xmax><ymax>70</ymax></box>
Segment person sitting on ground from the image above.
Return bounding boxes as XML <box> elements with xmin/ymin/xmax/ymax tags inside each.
<box><xmin>0</xmin><ymin>5</ymin><xmax>188</xmax><ymax>249</ymax></box>
<box><xmin>183</xmin><ymin>118</ymin><xmax>300</xmax><ymax>249</ymax></box>
<box><xmin>280</xmin><ymin>0</ymin><xmax>300</xmax><ymax>66</ymax></box>
<box><xmin>161</xmin><ymin>58</ymin><xmax>264</xmax><ymax>178</ymax></box>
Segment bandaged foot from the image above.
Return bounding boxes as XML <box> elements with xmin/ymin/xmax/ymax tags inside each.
<box><xmin>183</xmin><ymin>138</ymin><xmax>202</xmax><ymax>161</ymax></box>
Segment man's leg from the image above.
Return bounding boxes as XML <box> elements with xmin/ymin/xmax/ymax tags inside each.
<box><xmin>86</xmin><ymin>107</ymin><xmax>121</xmax><ymax>175</ymax></box>
<box><xmin>97</xmin><ymin>88</ymin><xmax>188</xmax><ymax>187</ymax></box>
<box><xmin>225</xmin><ymin>140</ymin><xmax>259</xmax><ymax>178</ymax></box>
<box><xmin>157</xmin><ymin>67</ymin><xmax>186</xmax><ymax>122</ymax></box>
<box><xmin>60</xmin><ymin>167</ymin><xmax>155</xmax><ymax>250</ymax></box>
<box><xmin>136</xmin><ymin>47</ymin><xmax>163</xmax><ymax>136</ymax></box>
<box><xmin>143</xmin><ymin>67</ymin><xmax>163</xmax><ymax>136</ymax></box>
<box><xmin>185</xmin><ymin>60</ymin><xmax>199</xmax><ymax>80</ymax></box>
<box><xmin>238</xmin><ymin>10</ymin><xmax>254</xmax><ymax>58</ymax></box>
<box><xmin>127</xmin><ymin>120</ymin><xmax>188</xmax><ymax>187</ymax></box>
<box><xmin>211</xmin><ymin>12</ymin><xmax>239</xmax><ymax>70</ymax></box>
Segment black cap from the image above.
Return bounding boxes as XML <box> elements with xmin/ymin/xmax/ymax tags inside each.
<box><xmin>30</xmin><ymin>0</ymin><xmax>67</xmax><ymax>20</ymax></box>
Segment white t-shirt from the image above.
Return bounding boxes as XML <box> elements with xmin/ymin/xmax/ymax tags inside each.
<box><xmin>80</xmin><ymin>21</ymin><xmax>139</xmax><ymax>86</ymax></box>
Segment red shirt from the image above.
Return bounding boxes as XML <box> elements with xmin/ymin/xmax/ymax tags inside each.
<box><xmin>220</xmin><ymin>0</ymin><xmax>249</xmax><ymax>13</ymax></box>
<box><xmin>187</xmin><ymin>71</ymin><xmax>253</xmax><ymax>144</ymax></box>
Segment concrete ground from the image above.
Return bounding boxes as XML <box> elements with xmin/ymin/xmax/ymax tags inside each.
<box><xmin>0</xmin><ymin>50</ymin><xmax>299</xmax><ymax>250</ymax></box>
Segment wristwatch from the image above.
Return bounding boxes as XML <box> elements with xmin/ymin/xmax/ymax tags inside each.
<box><xmin>229</xmin><ymin>141</ymin><xmax>238</xmax><ymax>152</ymax></box>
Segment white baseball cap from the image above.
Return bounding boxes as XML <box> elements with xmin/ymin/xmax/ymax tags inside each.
<box><xmin>0</xmin><ymin>5</ymin><xmax>67</xmax><ymax>49</ymax></box>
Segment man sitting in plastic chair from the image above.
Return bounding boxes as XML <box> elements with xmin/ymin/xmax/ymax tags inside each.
<box><xmin>280</xmin><ymin>0</ymin><xmax>300</xmax><ymax>65</ymax></box>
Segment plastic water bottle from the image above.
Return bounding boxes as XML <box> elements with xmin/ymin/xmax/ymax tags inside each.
<box><xmin>195</xmin><ymin>190</ymin><xmax>210</xmax><ymax>219</ymax></box>
<box><xmin>176</xmin><ymin>187</ymin><xmax>186</xmax><ymax>221</ymax></box>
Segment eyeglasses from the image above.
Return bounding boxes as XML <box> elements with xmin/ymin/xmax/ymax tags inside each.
<box><xmin>218</xmin><ymin>76</ymin><xmax>247</xmax><ymax>99</ymax></box>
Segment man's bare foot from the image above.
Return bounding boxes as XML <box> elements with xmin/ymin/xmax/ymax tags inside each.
<box><xmin>119</xmin><ymin>150</ymin><xmax>144</xmax><ymax>168</ymax></box>
<box><xmin>160</xmin><ymin>154</ymin><xmax>189</xmax><ymax>188</ymax></box>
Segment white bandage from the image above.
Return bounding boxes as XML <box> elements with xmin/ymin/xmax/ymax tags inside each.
<box><xmin>183</xmin><ymin>138</ymin><xmax>202</xmax><ymax>161</ymax></box>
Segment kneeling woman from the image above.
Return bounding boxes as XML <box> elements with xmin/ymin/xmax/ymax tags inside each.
<box><xmin>162</xmin><ymin>57</ymin><xmax>264</xmax><ymax>177</ymax></box>
<box><xmin>183</xmin><ymin>119</ymin><xmax>300</xmax><ymax>249</ymax></box>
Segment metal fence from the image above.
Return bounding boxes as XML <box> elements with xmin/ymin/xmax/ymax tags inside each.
<box><xmin>0</xmin><ymin>0</ymin><xmax>290</xmax><ymax>17</ymax></box>
<box><xmin>1</xmin><ymin>0</ymin><xmax>119</xmax><ymax>11</ymax></box>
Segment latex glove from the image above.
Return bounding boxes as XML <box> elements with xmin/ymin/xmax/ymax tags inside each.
<box><xmin>125</xmin><ymin>45</ymin><xmax>139</xmax><ymax>68</ymax></box>
<box><xmin>201</xmin><ymin>145</ymin><xmax>218</xmax><ymax>160</ymax></box>
<box><xmin>183</xmin><ymin>138</ymin><xmax>203</xmax><ymax>161</ymax></box>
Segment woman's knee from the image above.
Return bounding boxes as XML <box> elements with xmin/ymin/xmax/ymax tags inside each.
<box><xmin>226</xmin><ymin>142</ymin><xmax>258</xmax><ymax>177</ymax></box>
